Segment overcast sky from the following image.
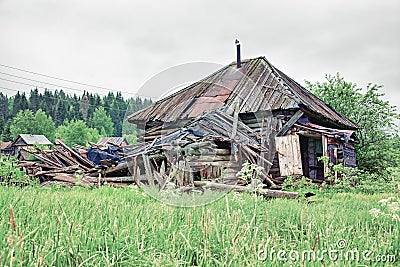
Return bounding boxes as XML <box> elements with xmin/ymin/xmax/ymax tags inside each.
<box><xmin>0</xmin><ymin>0</ymin><xmax>399</xmax><ymax>114</ymax></box>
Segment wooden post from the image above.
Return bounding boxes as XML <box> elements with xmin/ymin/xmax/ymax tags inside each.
<box><xmin>231</xmin><ymin>101</ymin><xmax>240</xmax><ymax>138</ymax></box>
<box><xmin>133</xmin><ymin>156</ymin><xmax>138</xmax><ymax>184</ymax></box>
<box><xmin>322</xmin><ymin>135</ymin><xmax>328</xmax><ymax>179</ymax></box>
<box><xmin>142</xmin><ymin>154</ymin><xmax>155</xmax><ymax>186</ymax></box>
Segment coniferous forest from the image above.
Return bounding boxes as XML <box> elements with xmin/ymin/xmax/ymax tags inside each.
<box><xmin>0</xmin><ymin>88</ymin><xmax>152</xmax><ymax>144</ymax></box>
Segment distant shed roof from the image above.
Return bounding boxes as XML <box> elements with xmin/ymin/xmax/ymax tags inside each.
<box><xmin>127</xmin><ymin>57</ymin><xmax>358</xmax><ymax>129</ymax></box>
<box><xmin>96</xmin><ymin>137</ymin><xmax>128</xmax><ymax>146</ymax></box>
<box><xmin>13</xmin><ymin>134</ymin><xmax>52</xmax><ymax>146</ymax></box>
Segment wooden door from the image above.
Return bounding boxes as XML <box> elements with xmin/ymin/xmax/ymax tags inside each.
<box><xmin>275</xmin><ymin>135</ymin><xmax>303</xmax><ymax>176</ymax></box>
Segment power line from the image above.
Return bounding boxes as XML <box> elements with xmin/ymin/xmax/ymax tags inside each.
<box><xmin>0</xmin><ymin>76</ymin><xmax>155</xmax><ymax>100</ymax></box>
<box><xmin>0</xmin><ymin>74</ymin><xmax>96</xmax><ymax>95</ymax></box>
<box><xmin>0</xmin><ymin>63</ymin><xmax>157</xmax><ymax>99</ymax></box>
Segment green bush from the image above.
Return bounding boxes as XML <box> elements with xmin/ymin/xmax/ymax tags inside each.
<box><xmin>0</xmin><ymin>156</ymin><xmax>30</xmax><ymax>183</ymax></box>
<box><xmin>282</xmin><ymin>157</ymin><xmax>399</xmax><ymax>195</ymax></box>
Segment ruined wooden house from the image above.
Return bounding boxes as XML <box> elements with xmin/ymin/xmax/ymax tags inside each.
<box><xmin>127</xmin><ymin>53</ymin><xmax>358</xmax><ymax>187</ymax></box>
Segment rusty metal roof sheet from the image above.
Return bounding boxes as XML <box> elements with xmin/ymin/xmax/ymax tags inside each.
<box><xmin>127</xmin><ymin>57</ymin><xmax>358</xmax><ymax>129</ymax></box>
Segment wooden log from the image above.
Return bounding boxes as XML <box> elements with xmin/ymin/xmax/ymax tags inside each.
<box><xmin>144</xmin><ymin>128</ymin><xmax>179</xmax><ymax>136</ymax></box>
<box><xmin>53</xmin><ymin>148</ymin><xmax>89</xmax><ymax>171</ymax></box>
<box><xmin>184</xmin><ymin>141</ymin><xmax>218</xmax><ymax>149</ymax></box>
<box><xmin>33</xmin><ymin>153</ymin><xmax>64</xmax><ymax>168</ymax></box>
<box><xmin>104</xmin><ymin>162</ymin><xmax>128</xmax><ymax>175</ymax></box>
<box><xmin>244</xmin><ymin>122</ymin><xmax>262</xmax><ymax>128</ymax></box>
<box><xmin>277</xmin><ymin>110</ymin><xmax>304</xmax><ymax>136</ymax></box>
<box><xmin>20</xmin><ymin>148</ymin><xmax>63</xmax><ymax>168</ymax></box>
<box><xmin>198</xmin><ymin>148</ymin><xmax>230</xmax><ymax>155</ymax></box>
<box><xmin>50</xmin><ymin>174</ymin><xmax>91</xmax><ymax>187</ymax></box>
<box><xmin>17</xmin><ymin>161</ymin><xmax>37</xmax><ymax>167</ymax></box>
<box><xmin>133</xmin><ymin>156</ymin><xmax>138</xmax><ymax>184</ymax></box>
<box><xmin>240</xmin><ymin>118</ymin><xmax>264</xmax><ymax>124</ymax></box>
<box><xmin>86</xmin><ymin>176</ymin><xmax>136</xmax><ymax>183</ymax></box>
<box><xmin>55</xmin><ymin>139</ymin><xmax>95</xmax><ymax>168</ymax></box>
<box><xmin>34</xmin><ymin>165</ymin><xmax>80</xmax><ymax>176</ymax></box>
<box><xmin>187</xmin><ymin>161</ymin><xmax>231</xmax><ymax>167</ymax></box>
<box><xmin>142</xmin><ymin>154</ymin><xmax>155</xmax><ymax>186</ymax></box>
<box><xmin>231</xmin><ymin>101</ymin><xmax>240</xmax><ymax>138</ymax></box>
<box><xmin>242</xmin><ymin>145</ymin><xmax>272</xmax><ymax>166</ymax></box>
<box><xmin>193</xmin><ymin>181</ymin><xmax>298</xmax><ymax>199</ymax></box>
<box><xmin>49</xmin><ymin>152</ymin><xmax>66</xmax><ymax>167</ymax></box>
<box><xmin>259</xmin><ymin>170</ymin><xmax>276</xmax><ymax>187</ymax></box>
<box><xmin>186</xmin><ymin>155</ymin><xmax>231</xmax><ymax>162</ymax></box>
<box><xmin>241</xmin><ymin>148</ymin><xmax>257</xmax><ymax>164</ymax></box>
<box><xmin>52</xmin><ymin>173</ymin><xmax>77</xmax><ymax>183</ymax></box>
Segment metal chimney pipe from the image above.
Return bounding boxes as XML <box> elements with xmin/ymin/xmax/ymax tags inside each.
<box><xmin>235</xmin><ymin>39</ymin><xmax>241</xmax><ymax>68</ymax></box>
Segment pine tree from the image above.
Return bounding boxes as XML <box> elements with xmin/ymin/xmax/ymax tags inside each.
<box><xmin>1</xmin><ymin>119</ymin><xmax>13</xmax><ymax>141</ymax></box>
<box><xmin>29</xmin><ymin>88</ymin><xmax>40</xmax><ymax>112</ymax></box>
<box><xmin>54</xmin><ymin>99</ymin><xmax>67</xmax><ymax>126</ymax></box>
<box><xmin>0</xmin><ymin>92</ymin><xmax>9</xmax><ymax>124</ymax></box>
<box><xmin>110</xmin><ymin>100</ymin><xmax>121</xmax><ymax>136</ymax></box>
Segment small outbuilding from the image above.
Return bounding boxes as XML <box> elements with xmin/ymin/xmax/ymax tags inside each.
<box><xmin>9</xmin><ymin>134</ymin><xmax>52</xmax><ymax>159</ymax></box>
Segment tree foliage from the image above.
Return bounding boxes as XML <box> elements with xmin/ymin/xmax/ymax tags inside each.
<box><xmin>89</xmin><ymin>107</ymin><xmax>114</xmax><ymax>136</ymax></box>
<box><xmin>306</xmin><ymin>73</ymin><xmax>400</xmax><ymax>176</ymax></box>
<box><xmin>55</xmin><ymin>119</ymin><xmax>100</xmax><ymax>147</ymax></box>
<box><xmin>9</xmin><ymin>110</ymin><xmax>35</xmax><ymax>139</ymax></box>
<box><xmin>9</xmin><ymin>109</ymin><xmax>56</xmax><ymax>141</ymax></box>
<box><xmin>1</xmin><ymin>89</ymin><xmax>152</xmax><ymax>142</ymax></box>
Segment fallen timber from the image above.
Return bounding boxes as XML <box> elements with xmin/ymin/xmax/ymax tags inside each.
<box><xmin>14</xmin><ymin>112</ymin><xmax>307</xmax><ymax>199</ymax></box>
<box><xmin>193</xmin><ymin>181</ymin><xmax>299</xmax><ymax>199</ymax></box>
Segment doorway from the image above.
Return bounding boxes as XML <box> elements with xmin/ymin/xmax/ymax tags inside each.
<box><xmin>299</xmin><ymin>135</ymin><xmax>324</xmax><ymax>180</ymax></box>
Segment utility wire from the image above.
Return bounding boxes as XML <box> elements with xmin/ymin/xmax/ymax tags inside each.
<box><xmin>0</xmin><ymin>63</ymin><xmax>157</xmax><ymax>99</ymax></box>
<box><xmin>0</xmin><ymin>85</ymin><xmax>150</xmax><ymax>114</ymax></box>
<box><xmin>0</xmin><ymin>74</ymin><xmax>98</xmax><ymax>96</ymax></box>
<box><xmin>0</xmin><ymin>76</ymin><xmax>156</xmax><ymax>100</ymax></box>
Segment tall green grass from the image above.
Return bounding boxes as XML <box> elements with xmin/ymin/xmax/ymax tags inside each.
<box><xmin>0</xmin><ymin>186</ymin><xmax>398</xmax><ymax>266</ymax></box>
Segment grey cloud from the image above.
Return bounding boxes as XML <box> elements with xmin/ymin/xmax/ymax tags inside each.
<box><xmin>0</xmin><ymin>0</ymin><xmax>398</xmax><ymax>110</ymax></box>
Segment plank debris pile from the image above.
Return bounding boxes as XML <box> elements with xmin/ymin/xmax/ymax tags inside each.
<box><xmin>17</xmin><ymin>111</ymin><xmax>299</xmax><ymax>199</ymax></box>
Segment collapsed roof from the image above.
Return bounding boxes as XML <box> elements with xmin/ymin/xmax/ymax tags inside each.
<box><xmin>126</xmin><ymin>109</ymin><xmax>267</xmax><ymax>158</ymax></box>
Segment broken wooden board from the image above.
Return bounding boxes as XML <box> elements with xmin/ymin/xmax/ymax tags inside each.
<box><xmin>193</xmin><ymin>181</ymin><xmax>298</xmax><ymax>199</ymax></box>
<box><xmin>275</xmin><ymin>135</ymin><xmax>303</xmax><ymax>176</ymax></box>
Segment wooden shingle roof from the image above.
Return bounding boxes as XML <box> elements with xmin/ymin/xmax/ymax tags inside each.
<box><xmin>127</xmin><ymin>57</ymin><xmax>358</xmax><ymax>129</ymax></box>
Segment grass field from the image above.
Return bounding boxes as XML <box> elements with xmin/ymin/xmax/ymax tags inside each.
<box><xmin>0</xmin><ymin>186</ymin><xmax>398</xmax><ymax>266</ymax></box>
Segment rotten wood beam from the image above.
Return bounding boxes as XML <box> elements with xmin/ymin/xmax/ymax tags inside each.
<box><xmin>231</xmin><ymin>101</ymin><xmax>240</xmax><ymax>138</ymax></box>
<box><xmin>277</xmin><ymin>110</ymin><xmax>304</xmax><ymax>136</ymax></box>
<box><xmin>193</xmin><ymin>181</ymin><xmax>299</xmax><ymax>199</ymax></box>
<box><xmin>34</xmin><ymin>165</ymin><xmax>80</xmax><ymax>176</ymax></box>
<box><xmin>55</xmin><ymin>139</ymin><xmax>95</xmax><ymax>168</ymax></box>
